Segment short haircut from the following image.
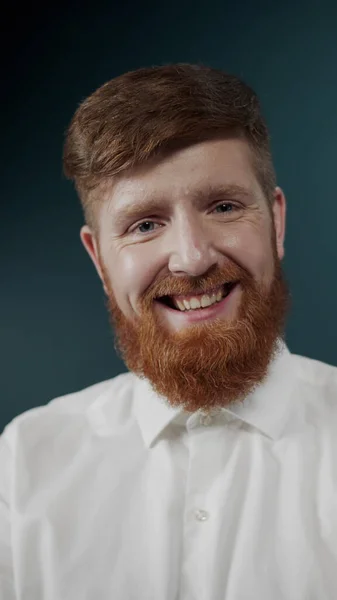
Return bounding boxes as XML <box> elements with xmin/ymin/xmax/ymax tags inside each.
<box><xmin>63</xmin><ymin>63</ymin><xmax>276</xmax><ymax>232</ymax></box>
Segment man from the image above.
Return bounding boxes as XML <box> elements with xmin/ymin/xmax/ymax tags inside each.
<box><xmin>1</xmin><ymin>64</ymin><xmax>336</xmax><ymax>599</ymax></box>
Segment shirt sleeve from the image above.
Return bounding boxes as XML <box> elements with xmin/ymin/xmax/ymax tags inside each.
<box><xmin>0</xmin><ymin>427</ymin><xmax>16</xmax><ymax>599</ymax></box>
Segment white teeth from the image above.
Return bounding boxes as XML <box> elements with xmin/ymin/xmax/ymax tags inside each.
<box><xmin>190</xmin><ymin>298</ymin><xmax>201</xmax><ymax>309</ymax></box>
<box><xmin>201</xmin><ymin>295</ymin><xmax>213</xmax><ymax>308</ymax></box>
<box><xmin>176</xmin><ymin>299</ymin><xmax>186</xmax><ymax>311</ymax></box>
<box><xmin>173</xmin><ymin>286</ymin><xmax>226</xmax><ymax>312</ymax></box>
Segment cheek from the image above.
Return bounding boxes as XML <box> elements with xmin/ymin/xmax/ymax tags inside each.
<box><xmin>111</xmin><ymin>247</ymin><xmax>159</xmax><ymax>313</ymax></box>
<box><xmin>245</xmin><ymin>235</ymin><xmax>275</xmax><ymax>285</ymax></box>
<box><xmin>226</xmin><ymin>225</ymin><xmax>273</xmax><ymax>281</ymax></box>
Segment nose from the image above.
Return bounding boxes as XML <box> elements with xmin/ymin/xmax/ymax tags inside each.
<box><xmin>167</xmin><ymin>214</ymin><xmax>219</xmax><ymax>277</ymax></box>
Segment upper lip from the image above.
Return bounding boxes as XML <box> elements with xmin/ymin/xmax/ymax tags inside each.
<box><xmin>169</xmin><ymin>285</ymin><xmax>224</xmax><ymax>301</ymax></box>
<box><xmin>157</xmin><ymin>282</ymin><xmax>235</xmax><ymax>301</ymax></box>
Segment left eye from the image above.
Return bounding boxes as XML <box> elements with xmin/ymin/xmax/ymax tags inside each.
<box><xmin>213</xmin><ymin>202</ymin><xmax>237</xmax><ymax>213</ymax></box>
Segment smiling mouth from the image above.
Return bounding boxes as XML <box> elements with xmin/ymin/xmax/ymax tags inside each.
<box><xmin>156</xmin><ymin>282</ymin><xmax>238</xmax><ymax>311</ymax></box>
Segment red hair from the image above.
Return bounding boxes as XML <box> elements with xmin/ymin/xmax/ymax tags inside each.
<box><xmin>63</xmin><ymin>63</ymin><xmax>276</xmax><ymax>232</ymax></box>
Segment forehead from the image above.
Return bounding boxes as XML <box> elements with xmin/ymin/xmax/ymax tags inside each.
<box><xmin>103</xmin><ymin>137</ymin><xmax>264</xmax><ymax>218</ymax></box>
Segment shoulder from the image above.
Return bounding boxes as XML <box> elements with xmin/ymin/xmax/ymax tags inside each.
<box><xmin>0</xmin><ymin>371</ymin><xmax>139</xmax><ymax>506</ymax></box>
<box><xmin>290</xmin><ymin>351</ymin><xmax>337</xmax><ymax>423</ymax></box>
<box><xmin>291</xmin><ymin>352</ymin><xmax>337</xmax><ymax>390</ymax></box>
<box><xmin>0</xmin><ymin>371</ymin><xmax>136</xmax><ymax>452</ymax></box>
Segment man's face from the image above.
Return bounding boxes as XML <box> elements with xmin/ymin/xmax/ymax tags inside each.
<box><xmin>81</xmin><ymin>138</ymin><xmax>290</xmax><ymax>412</ymax></box>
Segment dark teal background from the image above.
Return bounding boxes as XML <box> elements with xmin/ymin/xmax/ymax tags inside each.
<box><xmin>2</xmin><ymin>0</ymin><xmax>337</xmax><ymax>431</ymax></box>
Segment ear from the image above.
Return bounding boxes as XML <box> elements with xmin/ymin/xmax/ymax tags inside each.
<box><xmin>80</xmin><ymin>225</ymin><xmax>108</xmax><ymax>294</ymax></box>
<box><xmin>272</xmin><ymin>186</ymin><xmax>287</xmax><ymax>260</ymax></box>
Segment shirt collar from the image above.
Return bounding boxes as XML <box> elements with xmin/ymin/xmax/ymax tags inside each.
<box><xmin>133</xmin><ymin>339</ymin><xmax>298</xmax><ymax>448</ymax></box>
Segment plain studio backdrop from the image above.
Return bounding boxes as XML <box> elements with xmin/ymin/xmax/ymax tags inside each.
<box><xmin>1</xmin><ymin>0</ymin><xmax>337</xmax><ymax>430</ymax></box>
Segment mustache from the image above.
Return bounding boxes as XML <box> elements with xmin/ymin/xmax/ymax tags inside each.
<box><xmin>149</xmin><ymin>265</ymin><xmax>248</xmax><ymax>300</ymax></box>
<box><xmin>152</xmin><ymin>279</ymin><xmax>238</xmax><ymax>299</ymax></box>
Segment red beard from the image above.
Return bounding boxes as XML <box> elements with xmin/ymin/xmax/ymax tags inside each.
<box><xmin>100</xmin><ymin>239</ymin><xmax>290</xmax><ymax>413</ymax></box>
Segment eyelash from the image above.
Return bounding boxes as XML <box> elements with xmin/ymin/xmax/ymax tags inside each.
<box><xmin>129</xmin><ymin>202</ymin><xmax>241</xmax><ymax>236</ymax></box>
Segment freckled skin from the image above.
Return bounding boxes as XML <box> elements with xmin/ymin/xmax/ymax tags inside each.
<box><xmin>80</xmin><ymin>138</ymin><xmax>290</xmax><ymax>412</ymax></box>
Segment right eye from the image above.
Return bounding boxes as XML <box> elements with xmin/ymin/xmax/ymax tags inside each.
<box><xmin>130</xmin><ymin>220</ymin><xmax>163</xmax><ymax>235</ymax></box>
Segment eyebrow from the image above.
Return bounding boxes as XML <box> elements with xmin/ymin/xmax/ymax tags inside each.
<box><xmin>112</xmin><ymin>183</ymin><xmax>254</xmax><ymax>228</ymax></box>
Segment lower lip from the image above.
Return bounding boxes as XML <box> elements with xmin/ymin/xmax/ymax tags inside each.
<box><xmin>156</xmin><ymin>283</ymin><xmax>239</xmax><ymax>324</ymax></box>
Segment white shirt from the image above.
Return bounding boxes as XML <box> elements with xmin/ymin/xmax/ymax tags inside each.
<box><xmin>1</xmin><ymin>341</ymin><xmax>337</xmax><ymax>600</ymax></box>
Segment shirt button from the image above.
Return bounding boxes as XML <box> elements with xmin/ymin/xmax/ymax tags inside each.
<box><xmin>195</xmin><ymin>509</ymin><xmax>209</xmax><ymax>522</ymax></box>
